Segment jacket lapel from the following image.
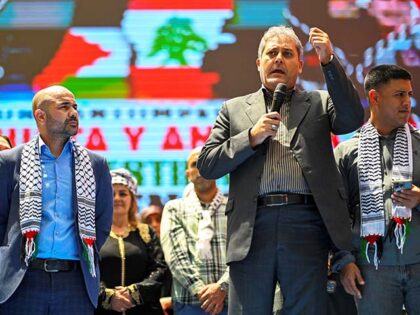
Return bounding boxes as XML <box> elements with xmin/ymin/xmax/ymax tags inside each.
<box><xmin>288</xmin><ymin>90</ymin><xmax>311</xmax><ymax>143</ymax></box>
<box><xmin>245</xmin><ymin>89</ymin><xmax>266</xmax><ymax>125</ymax></box>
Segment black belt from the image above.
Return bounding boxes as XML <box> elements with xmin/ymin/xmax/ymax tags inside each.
<box><xmin>29</xmin><ymin>258</ymin><xmax>78</xmax><ymax>272</ymax></box>
<box><xmin>257</xmin><ymin>193</ymin><xmax>315</xmax><ymax>208</ymax></box>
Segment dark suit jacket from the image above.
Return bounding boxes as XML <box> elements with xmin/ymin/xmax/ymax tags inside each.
<box><xmin>197</xmin><ymin>57</ymin><xmax>364</xmax><ymax>263</ymax></box>
<box><xmin>0</xmin><ymin>143</ymin><xmax>113</xmax><ymax>307</ymax></box>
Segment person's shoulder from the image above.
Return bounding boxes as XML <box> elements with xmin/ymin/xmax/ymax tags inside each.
<box><xmin>135</xmin><ymin>223</ymin><xmax>153</xmax><ymax>244</ymax></box>
<box><xmin>164</xmin><ymin>196</ymin><xmax>199</xmax><ymax>218</ymax></box>
<box><xmin>81</xmin><ymin>146</ymin><xmax>107</xmax><ymax>164</ymax></box>
<box><xmin>334</xmin><ymin>133</ymin><xmax>360</xmax><ymax>156</ymax></box>
<box><xmin>84</xmin><ymin>147</ymin><xmax>103</xmax><ymax>159</ymax></box>
<box><xmin>309</xmin><ymin>89</ymin><xmax>328</xmax><ymax>97</ymax></box>
<box><xmin>225</xmin><ymin>89</ymin><xmax>262</xmax><ymax>106</ymax></box>
<box><xmin>305</xmin><ymin>89</ymin><xmax>328</xmax><ymax>103</ymax></box>
<box><xmin>0</xmin><ymin>144</ymin><xmax>24</xmax><ymax>163</ymax></box>
<box><xmin>411</xmin><ymin>126</ymin><xmax>420</xmax><ymax>140</ymax></box>
<box><xmin>164</xmin><ymin>197</ymin><xmax>185</xmax><ymax>211</ymax></box>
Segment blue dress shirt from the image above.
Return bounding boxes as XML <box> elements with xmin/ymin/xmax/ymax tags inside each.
<box><xmin>36</xmin><ymin>137</ymin><xmax>79</xmax><ymax>260</ymax></box>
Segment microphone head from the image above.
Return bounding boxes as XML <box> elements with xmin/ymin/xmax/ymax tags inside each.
<box><xmin>271</xmin><ymin>83</ymin><xmax>288</xmax><ymax>113</ymax></box>
<box><xmin>274</xmin><ymin>83</ymin><xmax>287</xmax><ymax>95</ymax></box>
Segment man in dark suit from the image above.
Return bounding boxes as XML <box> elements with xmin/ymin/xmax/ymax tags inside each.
<box><xmin>0</xmin><ymin>85</ymin><xmax>113</xmax><ymax>315</ymax></box>
<box><xmin>197</xmin><ymin>26</ymin><xmax>364</xmax><ymax>315</ymax></box>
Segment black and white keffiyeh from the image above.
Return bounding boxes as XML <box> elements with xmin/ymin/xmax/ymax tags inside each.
<box><xmin>19</xmin><ymin>137</ymin><xmax>97</xmax><ymax>276</ymax></box>
<box><xmin>358</xmin><ymin>122</ymin><xmax>413</xmax><ymax>268</ymax></box>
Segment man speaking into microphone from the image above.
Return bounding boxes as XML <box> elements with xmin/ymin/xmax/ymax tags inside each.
<box><xmin>197</xmin><ymin>26</ymin><xmax>364</xmax><ymax>315</ymax></box>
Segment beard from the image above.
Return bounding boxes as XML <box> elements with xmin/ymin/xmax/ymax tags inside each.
<box><xmin>45</xmin><ymin>115</ymin><xmax>79</xmax><ymax>138</ymax></box>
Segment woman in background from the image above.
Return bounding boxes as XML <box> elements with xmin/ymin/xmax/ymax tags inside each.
<box><xmin>96</xmin><ymin>168</ymin><xmax>167</xmax><ymax>315</ymax></box>
<box><xmin>140</xmin><ymin>205</ymin><xmax>163</xmax><ymax>238</ymax></box>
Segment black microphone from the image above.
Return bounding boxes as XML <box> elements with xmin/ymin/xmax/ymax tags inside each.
<box><xmin>270</xmin><ymin>83</ymin><xmax>288</xmax><ymax>113</ymax></box>
<box><xmin>260</xmin><ymin>83</ymin><xmax>288</xmax><ymax>148</ymax></box>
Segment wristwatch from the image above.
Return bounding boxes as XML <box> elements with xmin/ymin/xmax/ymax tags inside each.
<box><xmin>219</xmin><ymin>281</ymin><xmax>228</xmax><ymax>293</ymax></box>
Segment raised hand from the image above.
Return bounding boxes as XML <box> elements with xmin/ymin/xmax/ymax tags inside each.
<box><xmin>309</xmin><ymin>27</ymin><xmax>334</xmax><ymax>65</ymax></box>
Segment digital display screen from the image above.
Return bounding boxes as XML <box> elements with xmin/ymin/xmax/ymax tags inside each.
<box><xmin>1</xmin><ymin>0</ymin><xmax>418</xmax><ymax>208</ymax></box>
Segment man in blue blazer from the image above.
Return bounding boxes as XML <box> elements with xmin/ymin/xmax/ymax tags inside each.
<box><xmin>198</xmin><ymin>26</ymin><xmax>364</xmax><ymax>314</ymax></box>
<box><xmin>0</xmin><ymin>85</ymin><xmax>113</xmax><ymax>315</ymax></box>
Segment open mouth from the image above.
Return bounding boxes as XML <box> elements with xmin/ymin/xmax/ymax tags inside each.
<box><xmin>270</xmin><ymin>69</ymin><xmax>285</xmax><ymax>75</ymax></box>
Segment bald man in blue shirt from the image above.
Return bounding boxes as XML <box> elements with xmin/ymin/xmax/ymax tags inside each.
<box><xmin>0</xmin><ymin>86</ymin><xmax>113</xmax><ymax>315</ymax></box>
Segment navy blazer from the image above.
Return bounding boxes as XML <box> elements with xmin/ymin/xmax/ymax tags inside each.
<box><xmin>198</xmin><ymin>57</ymin><xmax>365</xmax><ymax>263</ymax></box>
<box><xmin>0</xmin><ymin>143</ymin><xmax>113</xmax><ymax>307</ymax></box>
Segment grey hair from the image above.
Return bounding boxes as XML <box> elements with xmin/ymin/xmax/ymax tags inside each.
<box><xmin>257</xmin><ymin>25</ymin><xmax>303</xmax><ymax>60</ymax></box>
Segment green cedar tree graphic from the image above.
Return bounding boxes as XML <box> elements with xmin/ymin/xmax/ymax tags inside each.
<box><xmin>148</xmin><ymin>17</ymin><xmax>208</xmax><ymax>66</ymax></box>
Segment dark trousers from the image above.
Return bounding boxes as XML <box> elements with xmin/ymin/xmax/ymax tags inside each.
<box><xmin>0</xmin><ymin>267</ymin><xmax>93</xmax><ymax>315</ymax></box>
<box><xmin>229</xmin><ymin>205</ymin><xmax>331</xmax><ymax>315</ymax></box>
<box><xmin>356</xmin><ymin>264</ymin><xmax>420</xmax><ymax>315</ymax></box>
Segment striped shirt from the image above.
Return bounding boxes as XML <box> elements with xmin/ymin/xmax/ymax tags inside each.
<box><xmin>160</xmin><ymin>191</ymin><xmax>229</xmax><ymax>305</ymax></box>
<box><xmin>259</xmin><ymin>88</ymin><xmax>311</xmax><ymax>195</ymax></box>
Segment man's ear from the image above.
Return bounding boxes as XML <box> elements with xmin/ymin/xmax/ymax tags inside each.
<box><xmin>367</xmin><ymin>89</ymin><xmax>378</xmax><ymax>106</ymax></box>
<box><xmin>34</xmin><ymin>108</ymin><xmax>46</xmax><ymax>125</ymax></box>
<box><xmin>298</xmin><ymin>59</ymin><xmax>304</xmax><ymax>74</ymax></box>
<box><xmin>185</xmin><ymin>168</ymin><xmax>191</xmax><ymax>181</ymax></box>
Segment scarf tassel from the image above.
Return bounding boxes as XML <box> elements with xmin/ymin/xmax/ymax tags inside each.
<box><xmin>393</xmin><ymin>217</ymin><xmax>408</xmax><ymax>254</ymax></box>
<box><xmin>83</xmin><ymin>238</ymin><xmax>96</xmax><ymax>277</ymax></box>
<box><xmin>363</xmin><ymin>235</ymin><xmax>381</xmax><ymax>270</ymax></box>
<box><xmin>23</xmin><ymin>231</ymin><xmax>38</xmax><ymax>266</ymax></box>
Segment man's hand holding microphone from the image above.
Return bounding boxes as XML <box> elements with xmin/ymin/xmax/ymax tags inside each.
<box><xmin>249</xmin><ymin>83</ymin><xmax>287</xmax><ymax>148</ymax></box>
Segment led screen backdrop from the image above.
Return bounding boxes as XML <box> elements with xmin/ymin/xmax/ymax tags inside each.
<box><xmin>0</xmin><ymin>0</ymin><xmax>419</xmax><ymax>208</ymax></box>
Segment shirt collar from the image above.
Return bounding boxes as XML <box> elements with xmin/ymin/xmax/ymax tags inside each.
<box><xmin>379</xmin><ymin>127</ymin><xmax>402</xmax><ymax>141</ymax></box>
<box><xmin>38</xmin><ymin>135</ymin><xmax>74</xmax><ymax>154</ymax></box>
<box><xmin>262</xmin><ymin>85</ymin><xmax>294</xmax><ymax>100</ymax></box>
<box><xmin>261</xmin><ymin>85</ymin><xmax>294</xmax><ymax>111</ymax></box>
